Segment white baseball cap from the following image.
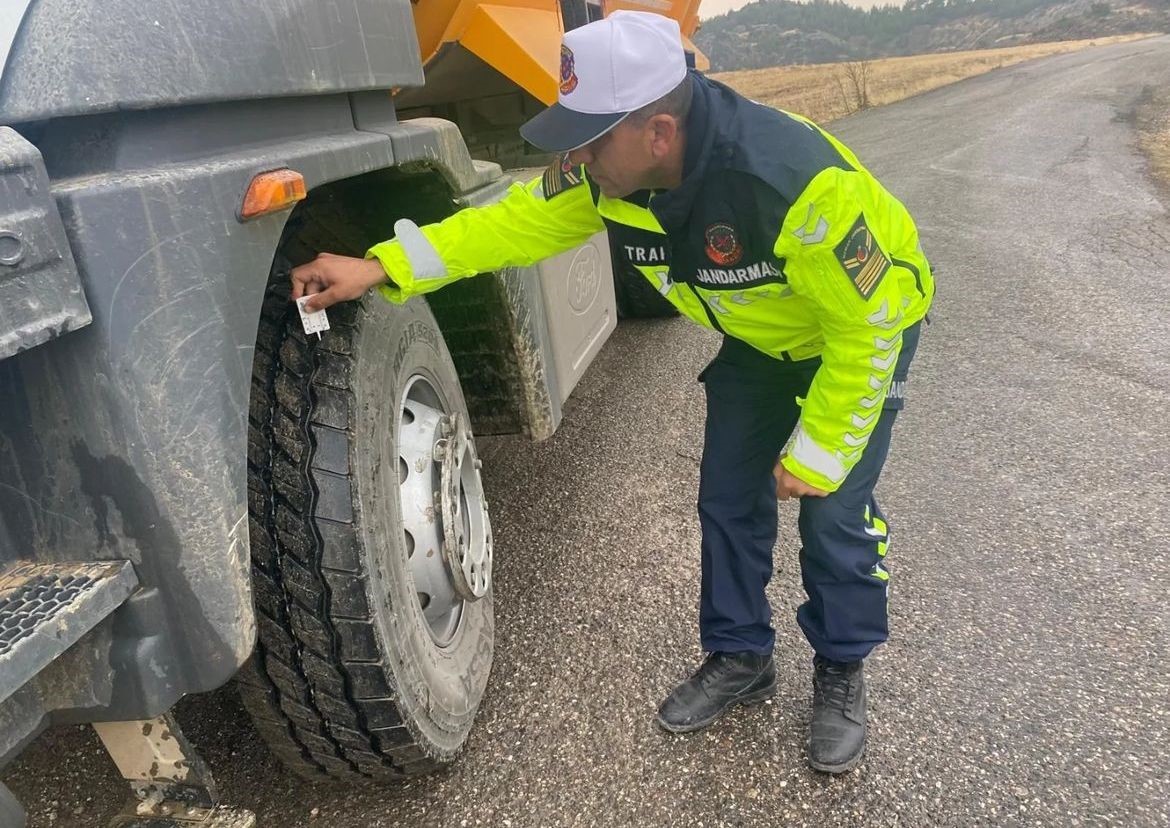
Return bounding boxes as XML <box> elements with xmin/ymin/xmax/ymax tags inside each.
<box><xmin>520</xmin><ymin>10</ymin><xmax>688</xmax><ymax>153</ymax></box>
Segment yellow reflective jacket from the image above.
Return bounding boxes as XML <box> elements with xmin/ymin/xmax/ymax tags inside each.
<box><xmin>369</xmin><ymin>72</ymin><xmax>934</xmax><ymax>492</ymax></box>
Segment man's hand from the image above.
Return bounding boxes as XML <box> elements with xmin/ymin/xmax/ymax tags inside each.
<box><xmin>290</xmin><ymin>253</ymin><xmax>389</xmax><ymax>312</ymax></box>
<box><xmin>773</xmin><ymin>456</ymin><xmax>829</xmax><ymax>500</ymax></box>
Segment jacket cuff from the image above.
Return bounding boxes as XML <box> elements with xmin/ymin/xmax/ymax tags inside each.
<box><xmin>367</xmin><ymin>219</ymin><xmax>450</xmax><ymax>305</ymax></box>
<box><xmin>782</xmin><ymin>422</ymin><xmax>847</xmax><ymax>492</ymax></box>
<box><xmin>366</xmin><ymin>239</ymin><xmax>414</xmax><ymax>304</ymax></box>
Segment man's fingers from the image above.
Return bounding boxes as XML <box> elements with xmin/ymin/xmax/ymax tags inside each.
<box><xmin>302</xmin><ymin>284</ymin><xmax>346</xmax><ymax>312</ymax></box>
<box><xmin>774</xmin><ymin>460</ymin><xmax>830</xmax><ymax>500</ymax></box>
<box><xmin>289</xmin><ymin>261</ymin><xmax>324</xmax><ymax>301</ymax></box>
<box><xmin>289</xmin><ymin>272</ymin><xmax>307</xmax><ymax>301</ymax></box>
<box><xmin>301</xmin><ymin>289</ymin><xmax>329</xmax><ymax>313</ymax></box>
<box><xmin>293</xmin><ymin>276</ymin><xmax>325</xmax><ymax>303</ymax></box>
<box><xmin>291</xmin><ymin>254</ymin><xmax>383</xmax><ymax>311</ymax></box>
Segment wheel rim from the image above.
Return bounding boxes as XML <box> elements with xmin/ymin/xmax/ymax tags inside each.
<box><xmin>397</xmin><ymin>376</ymin><xmax>492</xmax><ymax>647</ymax></box>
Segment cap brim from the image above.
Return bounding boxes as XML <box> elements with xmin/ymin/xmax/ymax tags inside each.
<box><xmin>519</xmin><ymin>102</ymin><xmax>629</xmax><ymax>153</ymax></box>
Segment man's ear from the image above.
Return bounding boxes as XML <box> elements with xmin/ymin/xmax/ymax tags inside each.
<box><xmin>647</xmin><ymin>114</ymin><xmax>681</xmax><ymax>157</ymax></box>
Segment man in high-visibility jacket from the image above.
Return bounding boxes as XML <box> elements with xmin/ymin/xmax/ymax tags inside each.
<box><xmin>292</xmin><ymin>10</ymin><xmax>933</xmax><ymax>773</ymax></box>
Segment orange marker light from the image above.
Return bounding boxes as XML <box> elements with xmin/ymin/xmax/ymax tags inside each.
<box><xmin>240</xmin><ymin>169</ymin><xmax>307</xmax><ymax>220</ymax></box>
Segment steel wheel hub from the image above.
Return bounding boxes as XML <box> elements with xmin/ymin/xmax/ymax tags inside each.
<box><xmin>397</xmin><ymin>378</ymin><xmax>492</xmax><ymax>646</ymax></box>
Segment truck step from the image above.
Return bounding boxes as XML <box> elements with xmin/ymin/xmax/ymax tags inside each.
<box><xmin>0</xmin><ymin>560</ymin><xmax>138</xmax><ymax>704</ymax></box>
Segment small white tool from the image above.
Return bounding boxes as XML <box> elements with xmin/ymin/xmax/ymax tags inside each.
<box><xmin>296</xmin><ymin>295</ymin><xmax>330</xmax><ymax>340</ymax></box>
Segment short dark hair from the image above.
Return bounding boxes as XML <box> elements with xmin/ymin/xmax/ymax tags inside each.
<box><xmin>628</xmin><ymin>77</ymin><xmax>693</xmax><ymax>128</ymax></box>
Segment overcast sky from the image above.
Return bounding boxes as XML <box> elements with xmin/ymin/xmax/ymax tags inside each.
<box><xmin>699</xmin><ymin>0</ymin><xmax>900</xmax><ymax>18</ymax></box>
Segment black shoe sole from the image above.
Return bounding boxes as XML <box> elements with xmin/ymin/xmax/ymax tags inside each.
<box><xmin>808</xmin><ymin>741</ymin><xmax>866</xmax><ymax>774</ymax></box>
<box><xmin>655</xmin><ymin>682</ymin><xmax>777</xmax><ymax>734</ymax></box>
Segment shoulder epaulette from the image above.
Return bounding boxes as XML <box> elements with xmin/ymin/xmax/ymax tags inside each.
<box><xmin>541</xmin><ymin>155</ymin><xmax>585</xmax><ymax>200</ymax></box>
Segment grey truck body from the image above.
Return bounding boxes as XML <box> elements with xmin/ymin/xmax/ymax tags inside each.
<box><xmin>0</xmin><ymin>0</ymin><xmax>604</xmax><ymax>789</ymax></box>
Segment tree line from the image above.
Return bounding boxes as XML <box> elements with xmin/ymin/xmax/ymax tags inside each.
<box><xmin>694</xmin><ymin>0</ymin><xmax>1168</xmax><ymax>70</ymax></box>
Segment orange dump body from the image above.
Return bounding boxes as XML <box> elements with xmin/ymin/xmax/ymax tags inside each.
<box><xmin>407</xmin><ymin>0</ymin><xmax>707</xmax><ymax>108</ymax></box>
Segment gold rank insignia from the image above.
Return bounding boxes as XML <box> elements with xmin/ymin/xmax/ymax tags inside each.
<box><xmin>541</xmin><ymin>155</ymin><xmax>584</xmax><ymax>200</ymax></box>
<box><xmin>835</xmin><ymin>214</ymin><xmax>890</xmax><ymax>300</ymax></box>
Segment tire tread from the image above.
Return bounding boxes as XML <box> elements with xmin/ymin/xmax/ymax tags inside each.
<box><xmin>240</xmin><ymin>269</ymin><xmax>438</xmax><ymax>781</ymax></box>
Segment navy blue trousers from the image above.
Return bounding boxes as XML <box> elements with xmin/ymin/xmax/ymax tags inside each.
<box><xmin>697</xmin><ymin>324</ymin><xmax>920</xmax><ymax>663</ymax></box>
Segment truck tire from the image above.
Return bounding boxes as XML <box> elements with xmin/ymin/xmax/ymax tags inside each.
<box><xmin>239</xmin><ymin>262</ymin><xmax>494</xmax><ymax>781</ymax></box>
<box><xmin>609</xmin><ymin>238</ymin><xmax>679</xmax><ymax>320</ymax></box>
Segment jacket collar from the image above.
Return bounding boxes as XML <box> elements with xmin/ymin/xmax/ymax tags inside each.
<box><xmin>648</xmin><ymin>71</ymin><xmax>728</xmax><ymax>231</ymax></box>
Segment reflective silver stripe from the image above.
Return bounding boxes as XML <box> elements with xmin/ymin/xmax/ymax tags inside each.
<box><xmin>859</xmin><ymin>330</ymin><xmax>901</xmax><ymax>407</ymax></box>
<box><xmin>793</xmin><ymin>203</ymin><xmax>830</xmax><ymax>245</ymax></box>
<box><xmin>851</xmin><ymin>412</ymin><xmax>877</xmax><ymax>429</ymax></box>
<box><xmin>706</xmin><ymin>294</ymin><xmax>730</xmax><ymax>315</ymax></box>
<box><xmin>790</xmin><ymin>422</ymin><xmax>845</xmax><ymax>484</ymax></box>
<box><xmin>860</xmin><ymin>376</ymin><xmax>886</xmax><ymax>409</ymax></box>
<box><xmin>866</xmin><ymin>299</ymin><xmax>903</xmax><ymax>330</ymax></box>
<box><xmin>393</xmin><ymin>219</ymin><xmax>447</xmax><ymax>281</ymax></box>
<box><xmin>651</xmin><ymin>268</ymin><xmax>673</xmax><ymax>296</ymax></box>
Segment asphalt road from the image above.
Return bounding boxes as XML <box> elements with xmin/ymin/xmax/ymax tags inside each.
<box><xmin>6</xmin><ymin>35</ymin><xmax>1170</xmax><ymax>828</ymax></box>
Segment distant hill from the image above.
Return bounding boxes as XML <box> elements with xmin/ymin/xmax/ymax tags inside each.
<box><xmin>693</xmin><ymin>0</ymin><xmax>1170</xmax><ymax>70</ymax></box>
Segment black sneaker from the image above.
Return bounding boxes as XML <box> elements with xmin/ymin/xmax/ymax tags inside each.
<box><xmin>656</xmin><ymin>651</ymin><xmax>776</xmax><ymax>734</ymax></box>
<box><xmin>808</xmin><ymin>656</ymin><xmax>867</xmax><ymax>773</ymax></box>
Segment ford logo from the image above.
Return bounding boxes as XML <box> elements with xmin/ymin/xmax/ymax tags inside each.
<box><xmin>567</xmin><ymin>245</ymin><xmax>600</xmax><ymax>314</ymax></box>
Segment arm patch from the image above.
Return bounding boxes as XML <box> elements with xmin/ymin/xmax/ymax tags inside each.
<box><xmin>835</xmin><ymin>214</ymin><xmax>890</xmax><ymax>299</ymax></box>
<box><xmin>541</xmin><ymin>155</ymin><xmax>585</xmax><ymax>200</ymax></box>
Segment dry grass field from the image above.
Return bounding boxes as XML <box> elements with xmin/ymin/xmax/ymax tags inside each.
<box><xmin>711</xmin><ymin>35</ymin><xmax>1156</xmax><ymax>126</ymax></box>
<box><xmin>1136</xmin><ymin>86</ymin><xmax>1170</xmax><ymax>192</ymax></box>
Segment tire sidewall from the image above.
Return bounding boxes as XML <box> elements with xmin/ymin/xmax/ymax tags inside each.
<box><xmin>351</xmin><ymin>297</ymin><xmax>494</xmax><ymax>757</ymax></box>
